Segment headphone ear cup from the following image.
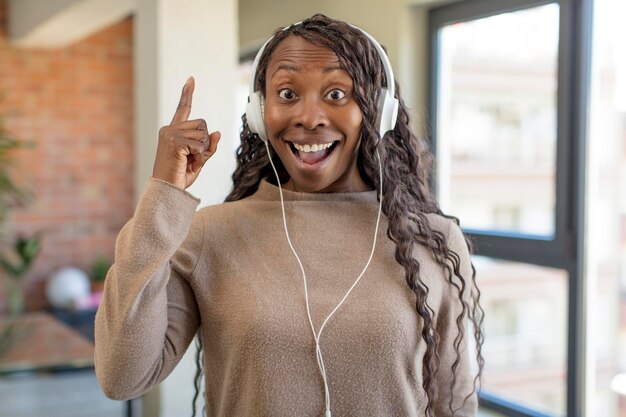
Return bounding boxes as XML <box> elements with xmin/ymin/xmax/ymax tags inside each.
<box><xmin>377</xmin><ymin>88</ymin><xmax>399</xmax><ymax>138</ymax></box>
<box><xmin>245</xmin><ymin>92</ymin><xmax>268</xmax><ymax>142</ymax></box>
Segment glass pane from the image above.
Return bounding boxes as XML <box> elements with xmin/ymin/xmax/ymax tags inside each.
<box><xmin>477</xmin><ymin>256</ymin><xmax>567</xmax><ymax>415</ymax></box>
<box><xmin>587</xmin><ymin>1</ymin><xmax>626</xmax><ymax>416</ymax></box>
<box><xmin>436</xmin><ymin>4</ymin><xmax>559</xmax><ymax>237</ymax></box>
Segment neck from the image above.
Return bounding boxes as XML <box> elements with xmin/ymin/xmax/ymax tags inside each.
<box><xmin>282</xmin><ymin>168</ymin><xmax>372</xmax><ymax>193</ymax></box>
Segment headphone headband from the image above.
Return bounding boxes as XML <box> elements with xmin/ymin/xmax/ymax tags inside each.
<box><xmin>246</xmin><ymin>20</ymin><xmax>399</xmax><ymax>141</ymax></box>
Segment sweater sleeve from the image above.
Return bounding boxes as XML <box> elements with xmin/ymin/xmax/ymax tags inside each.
<box><xmin>433</xmin><ymin>219</ymin><xmax>479</xmax><ymax>416</ymax></box>
<box><xmin>94</xmin><ymin>177</ymin><xmax>204</xmax><ymax>401</ymax></box>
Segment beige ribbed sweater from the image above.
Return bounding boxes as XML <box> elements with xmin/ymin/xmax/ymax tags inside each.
<box><xmin>94</xmin><ymin>177</ymin><xmax>477</xmax><ymax>417</ymax></box>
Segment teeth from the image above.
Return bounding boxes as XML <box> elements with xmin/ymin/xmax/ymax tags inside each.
<box><xmin>293</xmin><ymin>142</ymin><xmax>333</xmax><ymax>152</ymax></box>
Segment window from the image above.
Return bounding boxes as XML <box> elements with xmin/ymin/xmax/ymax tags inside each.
<box><xmin>477</xmin><ymin>256</ymin><xmax>567</xmax><ymax>414</ymax></box>
<box><xmin>586</xmin><ymin>0</ymin><xmax>626</xmax><ymax>415</ymax></box>
<box><xmin>435</xmin><ymin>3</ymin><xmax>559</xmax><ymax>238</ymax></box>
<box><xmin>429</xmin><ymin>0</ymin><xmax>592</xmax><ymax>416</ymax></box>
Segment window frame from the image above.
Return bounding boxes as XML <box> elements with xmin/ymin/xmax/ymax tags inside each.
<box><xmin>427</xmin><ymin>0</ymin><xmax>593</xmax><ymax>416</ymax></box>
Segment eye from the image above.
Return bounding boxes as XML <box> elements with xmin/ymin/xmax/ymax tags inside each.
<box><xmin>278</xmin><ymin>88</ymin><xmax>297</xmax><ymax>100</ymax></box>
<box><xmin>326</xmin><ymin>89</ymin><xmax>346</xmax><ymax>100</ymax></box>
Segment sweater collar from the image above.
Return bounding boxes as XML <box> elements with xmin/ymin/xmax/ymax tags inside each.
<box><xmin>250</xmin><ymin>179</ymin><xmax>379</xmax><ymax>203</ymax></box>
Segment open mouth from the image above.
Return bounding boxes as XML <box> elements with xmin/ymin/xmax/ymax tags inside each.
<box><xmin>288</xmin><ymin>141</ymin><xmax>339</xmax><ymax>165</ymax></box>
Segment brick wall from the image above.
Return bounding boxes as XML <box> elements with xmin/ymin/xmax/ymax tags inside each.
<box><xmin>0</xmin><ymin>0</ymin><xmax>134</xmax><ymax>312</ymax></box>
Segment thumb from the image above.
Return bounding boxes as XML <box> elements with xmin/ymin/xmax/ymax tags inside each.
<box><xmin>192</xmin><ymin>131</ymin><xmax>221</xmax><ymax>174</ymax></box>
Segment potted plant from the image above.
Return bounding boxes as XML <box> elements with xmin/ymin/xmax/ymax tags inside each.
<box><xmin>89</xmin><ymin>255</ymin><xmax>110</xmax><ymax>293</ymax></box>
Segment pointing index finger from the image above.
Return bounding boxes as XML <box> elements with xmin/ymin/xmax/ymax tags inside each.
<box><xmin>171</xmin><ymin>76</ymin><xmax>195</xmax><ymax>125</ymax></box>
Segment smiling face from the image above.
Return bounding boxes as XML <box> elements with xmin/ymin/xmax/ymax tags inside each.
<box><xmin>263</xmin><ymin>35</ymin><xmax>369</xmax><ymax>193</ymax></box>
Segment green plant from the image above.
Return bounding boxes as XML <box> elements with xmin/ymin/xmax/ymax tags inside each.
<box><xmin>0</xmin><ymin>234</ymin><xmax>41</xmax><ymax>316</ymax></box>
<box><xmin>0</xmin><ymin>235</ymin><xmax>41</xmax><ymax>278</ymax></box>
<box><xmin>0</xmin><ymin>112</ymin><xmax>33</xmax><ymax>241</ymax></box>
<box><xmin>90</xmin><ymin>255</ymin><xmax>111</xmax><ymax>283</ymax></box>
<box><xmin>0</xmin><ymin>101</ymin><xmax>38</xmax><ymax>318</ymax></box>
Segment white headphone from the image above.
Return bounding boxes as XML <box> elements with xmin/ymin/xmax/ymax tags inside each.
<box><xmin>245</xmin><ymin>21</ymin><xmax>399</xmax><ymax>141</ymax></box>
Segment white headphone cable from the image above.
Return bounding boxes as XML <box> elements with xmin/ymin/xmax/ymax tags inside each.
<box><xmin>264</xmin><ymin>140</ymin><xmax>384</xmax><ymax>417</ymax></box>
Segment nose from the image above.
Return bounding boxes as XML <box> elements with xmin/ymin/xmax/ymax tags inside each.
<box><xmin>293</xmin><ymin>96</ymin><xmax>328</xmax><ymax>130</ymax></box>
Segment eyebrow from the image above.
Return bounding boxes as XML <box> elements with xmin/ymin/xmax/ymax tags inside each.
<box><xmin>271</xmin><ymin>64</ymin><xmax>343</xmax><ymax>77</ymax></box>
<box><xmin>272</xmin><ymin>64</ymin><xmax>296</xmax><ymax>76</ymax></box>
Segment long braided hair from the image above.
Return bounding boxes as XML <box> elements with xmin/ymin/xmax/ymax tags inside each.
<box><xmin>192</xmin><ymin>14</ymin><xmax>484</xmax><ymax>417</ymax></box>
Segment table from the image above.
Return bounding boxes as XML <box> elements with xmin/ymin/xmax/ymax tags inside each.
<box><xmin>0</xmin><ymin>312</ymin><xmax>134</xmax><ymax>417</ymax></box>
<box><xmin>0</xmin><ymin>312</ymin><xmax>94</xmax><ymax>374</ymax></box>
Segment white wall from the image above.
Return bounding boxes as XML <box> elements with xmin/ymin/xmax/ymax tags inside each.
<box><xmin>134</xmin><ymin>0</ymin><xmax>238</xmax><ymax>207</ymax></box>
<box><xmin>239</xmin><ymin>0</ymin><xmax>403</xmax><ymax>67</ymax></box>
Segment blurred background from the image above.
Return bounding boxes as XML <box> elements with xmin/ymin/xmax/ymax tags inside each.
<box><xmin>0</xmin><ymin>0</ymin><xmax>623</xmax><ymax>416</ymax></box>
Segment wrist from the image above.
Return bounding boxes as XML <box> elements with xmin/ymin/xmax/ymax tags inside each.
<box><xmin>150</xmin><ymin>173</ymin><xmax>185</xmax><ymax>190</ymax></box>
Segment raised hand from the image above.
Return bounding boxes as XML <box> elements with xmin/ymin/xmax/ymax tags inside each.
<box><xmin>152</xmin><ymin>76</ymin><xmax>221</xmax><ymax>190</ymax></box>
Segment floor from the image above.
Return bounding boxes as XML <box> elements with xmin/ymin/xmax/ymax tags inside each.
<box><xmin>0</xmin><ymin>370</ymin><xmax>126</xmax><ymax>417</ymax></box>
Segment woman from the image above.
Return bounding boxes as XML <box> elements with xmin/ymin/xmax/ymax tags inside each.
<box><xmin>95</xmin><ymin>14</ymin><xmax>484</xmax><ymax>417</ymax></box>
